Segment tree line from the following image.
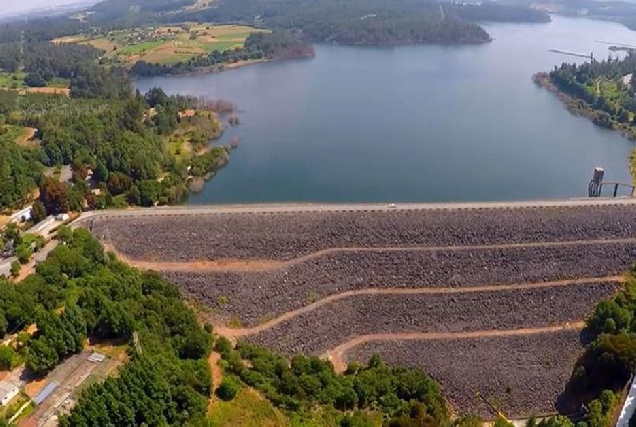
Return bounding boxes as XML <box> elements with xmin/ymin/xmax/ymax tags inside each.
<box><xmin>171</xmin><ymin>0</ymin><xmax>549</xmax><ymax>45</ymax></box>
<box><xmin>0</xmin><ymin>0</ymin><xmax>549</xmax><ymax>49</ymax></box>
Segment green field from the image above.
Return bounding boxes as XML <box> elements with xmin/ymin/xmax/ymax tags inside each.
<box><xmin>0</xmin><ymin>72</ymin><xmax>26</xmax><ymax>89</ymax></box>
<box><xmin>46</xmin><ymin>77</ymin><xmax>71</xmax><ymax>89</ymax></box>
<box><xmin>116</xmin><ymin>40</ymin><xmax>165</xmax><ymax>56</ymax></box>
<box><xmin>201</xmin><ymin>41</ymin><xmax>243</xmax><ymax>52</ymax></box>
<box><xmin>208</xmin><ymin>388</ymin><xmax>290</xmax><ymax>427</ymax></box>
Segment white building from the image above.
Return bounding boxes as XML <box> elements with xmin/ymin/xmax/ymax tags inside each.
<box><xmin>10</xmin><ymin>206</ymin><xmax>32</xmax><ymax>224</ymax></box>
<box><xmin>0</xmin><ymin>381</ymin><xmax>19</xmax><ymax>406</ymax></box>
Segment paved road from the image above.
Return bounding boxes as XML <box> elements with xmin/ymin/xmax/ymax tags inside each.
<box><xmin>72</xmin><ymin>197</ymin><xmax>636</xmax><ymax>225</ymax></box>
<box><xmin>0</xmin><ymin>240</ymin><xmax>58</xmax><ymax>280</ymax></box>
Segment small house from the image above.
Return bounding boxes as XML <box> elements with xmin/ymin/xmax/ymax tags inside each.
<box><xmin>10</xmin><ymin>206</ymin><xmax>33</xmax><ymax>224</ymax></box>
<box><xmin>0</xmin><ymin>381</ymin><xmax>19</xmax><ymax>406</ymax></box>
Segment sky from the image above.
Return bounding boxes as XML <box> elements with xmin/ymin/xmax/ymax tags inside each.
<box><xmin>0</xmin><ymin>0</ymin><xmax>94</xmax><ymax>17</ymax></box>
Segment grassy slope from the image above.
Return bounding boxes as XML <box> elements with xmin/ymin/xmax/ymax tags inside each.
<box><xmin>0</xmin><ymin>72</ymin><xmax>26</xmax><ymax>89</ymax></box>
<box><xmin>208</xmin><ymin>388</ymin><xmax>290</xmax><ymax>427</ymax></box>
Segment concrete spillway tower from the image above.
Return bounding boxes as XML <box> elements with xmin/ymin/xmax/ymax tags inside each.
<box><xmin>588</xmin><ymin>167</ymin><xmax>604</xmax><ymax>197</ymax></box>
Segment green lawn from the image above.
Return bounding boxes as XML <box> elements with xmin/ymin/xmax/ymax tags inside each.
<box><xmin>117</xmin><ymin>40</ymin><xmax>165</xmax><ymax>55</ymax></box>
<box><xmin>0</xmin><ymin>72</ymin><xmax>26</xmax><ymax>89</ymax></box>
<box><xmin>208</xmin><ymin>388</ymin><xmax>289</xmax><ymax>427</ymax></box>
<box><xmin>1</xmin><ymin>125</ymin><xmax>27</xmax><ymax>144</ymax></box>
<box><xmin>155</xmin><ymin>52</ymin><xmax>200</xmax><ymax>65</ymax></box>
<box><xmin>47</xmin><ymin>78</ymin><xmax>70</xmax><ymax>89</ymax></box>
<box><xmin>202</xmin><ymin>41</ymin><xmax>243</xmax><ymax>52</ymax></box>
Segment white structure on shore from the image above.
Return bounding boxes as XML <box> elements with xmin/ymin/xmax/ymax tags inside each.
<box><xmin>0</xmin><ymin>381</ymin><xmax>19</xmax><ymax>406</ymax></box>
<box><xmin>10</xmin><ymin>206</ymin><xmax>32</xmax><ymax>224</ymax></box>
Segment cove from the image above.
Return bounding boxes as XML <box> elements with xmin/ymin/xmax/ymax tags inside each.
<box><xmin>135</xmin><ymin>16</ymin><xmax>636</xmax><ymax>204</ymax></box>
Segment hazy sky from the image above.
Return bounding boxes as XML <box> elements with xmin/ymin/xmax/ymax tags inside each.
<box><xmin>0</xmin><ymin>0</ymin><xmax>93</xmax><ymax>17</ymax></box>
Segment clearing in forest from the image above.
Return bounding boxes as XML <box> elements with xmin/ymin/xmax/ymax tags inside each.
<box><xmin>54</xmin><ymin>24</ymin><xmax>268</xmax><ymax>66</ymax></box>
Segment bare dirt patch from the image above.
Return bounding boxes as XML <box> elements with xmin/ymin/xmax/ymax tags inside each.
<box><xmin>20</xmin><ymin>87</ymin><xmax>69</xmax><ymax>97</ymax></box>
<box><xmin>207</xmin><ymin>351</ymin><xmax>224</xmax><ymax>413</ymax></box>
<box><xmin>14</xmin><ymin>127</ymin><xmax>37</xmax><ymax>147</ymax></box>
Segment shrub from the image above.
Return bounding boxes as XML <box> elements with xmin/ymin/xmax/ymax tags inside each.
<box><xmin>216</xmin><ymin>376</ymin><xmax>240</xmax><ymax>401</ymax></box>
<box><xmin>10</xmin><ymin>260</ymin><xmax>20</xmax><ymax>277</ymax></box>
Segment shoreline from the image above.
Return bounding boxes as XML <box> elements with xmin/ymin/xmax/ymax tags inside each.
<box><xmin>533</xmin><ymin>72</ymin><xmax>636</xmax><ymax>184</ymax></box>
<box><xmin>131</xmin><ymin>52</ymin><xmax>317</xmax><ymax>80</ymax></box>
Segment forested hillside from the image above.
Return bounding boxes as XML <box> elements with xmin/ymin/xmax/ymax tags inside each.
<box><xmin>169</xmin><ymin>0</ymin><xmax>548</xmax><ymax>45</ymax></box>
<box><xmin>0</xmin><ymin>0</ymin><xmax>549</xmax><ymax>46</ymax></box>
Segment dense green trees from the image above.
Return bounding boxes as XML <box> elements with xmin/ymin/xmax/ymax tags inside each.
<box><xmin>0</xmin><ymin>228</ymin><xmax>214</xmax><ymax>425</ymax></box>
<box><xmin>546</xmin><ymin>53</ymin><xmax>636</xmax><ymax>133</ymax></box>
<box><xmin>548</xmin><ymin>273</ymin><xmax>636</xmax><ymax>426</ymax></box>
<box><xmin>0</xmin><ymin>134</ymin><xmax>43</xmax><ymax>210</ymax></box>
<box><xmin>26</xmin><ymin>306</ymin><xmax>87</xmax><ymax>375</ymax></box>
<box><xmin>0</xmin><ymin>81</ymin><xmax>224</xmax><ymax>211</ymax></box>
<box><xmin>197</xmin><ymin>0</ymin><xmax>491</xmax><ymax>45</ymax></box>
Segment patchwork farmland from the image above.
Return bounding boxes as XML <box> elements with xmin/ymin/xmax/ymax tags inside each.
<box><xmin>84</xmin><ymin>201</ymin><xmax>636</xmax><ymax>418</ymax></box>
<box><xmin>54</xmin><ymin>24</ymin><xmax>267</xmax><ymax>66</ymax></box>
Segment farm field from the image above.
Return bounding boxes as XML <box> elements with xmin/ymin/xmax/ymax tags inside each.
<box><xmin>54</xmin><ymin>24</ymin><xmax>267</xmax><ymax>66</ymax></box>
<box><xmin>86</xmin><ymin>204</ymin><xmax>636</xmax><ymax>417</ymax></box>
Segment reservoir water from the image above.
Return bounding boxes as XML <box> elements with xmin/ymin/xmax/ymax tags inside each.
<box><xmin>135</xmin><ymin>16</ymin><xmax>636</xmax><ymax>203</ymax></box>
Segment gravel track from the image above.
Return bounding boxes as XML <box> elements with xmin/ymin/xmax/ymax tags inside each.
<box><xmin>244</xmin><ymin>282</ymin><xmax>618</xmax><ymax>355</ymax></box>
<box><xmin>164</xmin><ymin>243</ymin><xmax>636</xmax><ymax>326</ymax></box>
<box><xmin>344</xmin><ymin>330</ymin><xmax>584</xmax><ymax>419</ymax></box>
<box><xmin>90</xmin><ymin>205</ymin><xmax>636</xmax><ymax>262</ymax></box>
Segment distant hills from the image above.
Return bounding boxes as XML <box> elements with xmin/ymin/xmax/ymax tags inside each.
<box><xmin>0</xmin><ymin>0</ymin><xmax>552</xmax><ymax>45</ymax></box>
<box><xmin>0</xmin><ymin>0</ymin><xmax>99</xmax><ymax>21</ymax></box>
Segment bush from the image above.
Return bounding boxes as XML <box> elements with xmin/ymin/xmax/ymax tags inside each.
<box><xmin>16</xmin><ymin>245</ymin><xmax>33</xmax><ymax>265</ymax></box>
<box><xmin>10</xmin><ymin>260</ymin><xmax>20</xmax><ymax>277</ymax></box>
<box><xmin>216</xmin><ymin>376</ymin><xmax>240</xmax><ymax>401</ymax></box>
<box><xmin>570</xmin><ymin>366</ymin><xmax>589</xmax><ymax>394</ymax></box>
<box><xmin>0</xmin><ymin>345</ymin><xmax>15</xmax><ymax>370</ymax></box>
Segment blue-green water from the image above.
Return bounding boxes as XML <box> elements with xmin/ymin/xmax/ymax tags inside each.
<box><xmin>135</xmin><ymin>16</ymin><xmax>636</xmax><ymax>203</ymax></box>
